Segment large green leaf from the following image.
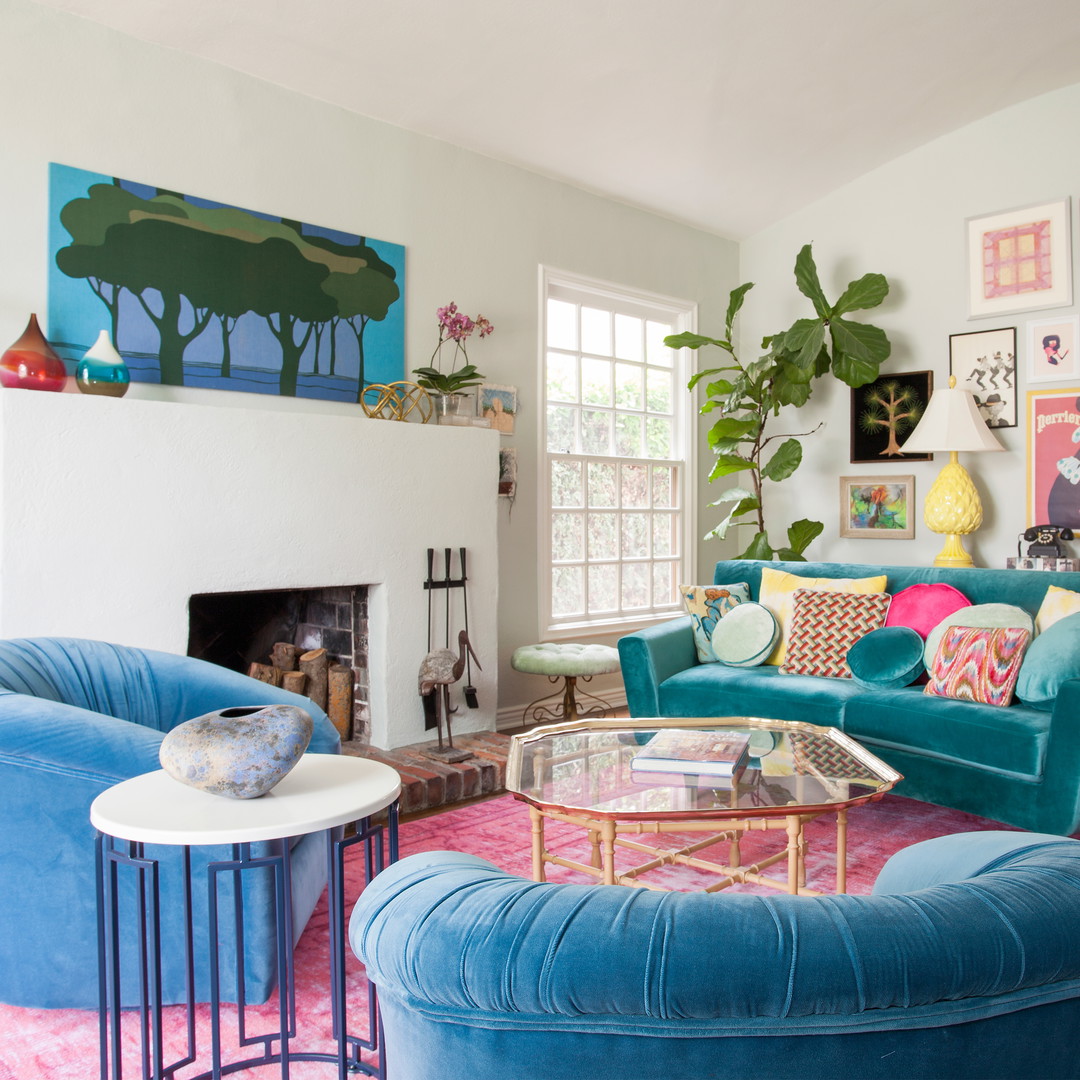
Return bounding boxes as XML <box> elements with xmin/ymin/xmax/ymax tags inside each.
<box><xmin>708</xmin><ymin>416</ymin><xmax>760</xmax><ymax>441</ymax></box>
<box><xmin>830</xmin><ymin>317</ymin><xmax>890</xmax><ymax>386</ymax></box>
<box><xmin>725</xmin><ymin>282</ymin><xmax>754</xmax><ymax>339</ymax></box>
<box><xmin>709</xmin><ymin>453</ymin><xmax>757</xmax><ymax>481</ymax></box>
<box><xmin>782</xmin><ymin>318</ymin><xmax>827</xmax><ymax>369</ymax></box>
<box><xmin>760</xmin><ymin>437</ymin><xmax>803</xmax><ymax>482</ymax></box>
<box><xmin>708</xmin><ymin>485</ymin><xmax>757</xmax><ymax>508</ymax></box>
<box><xmin>793</xmin><ymin>245</ymin><xmax>831</xmax><ymax>319</ymax></box>
<box><xmin>833</xmin><ymin>273</ymin><xmax>889</xmax><ymax>315</ymax></box>
<box><xmin>665</xmin><ymin>331</ymin><xmax>731</xmax><ymax>352</ymax></box>
<box><xmin>704</xmin><ymin>488</ymin><xmax>759</xmax><ymax>540</ymax></box>
<box><xmin>703</xmin><ymin>377</ymin><xmax>736</xmax><ymax>396</ymax></box>
<box><xmin>787</xmin><ymin>518</ymin><xmax>824</xmax><ymax>555</ymax></box>
<box><xmin>738</xmin><ymin>531</ymin><xmax>774</xmax><ymax>560</ymax></box>
<box><xmin>772</xmin><ymin>369</ymin><xmax>814</xmax><ymax>408</ymax></box>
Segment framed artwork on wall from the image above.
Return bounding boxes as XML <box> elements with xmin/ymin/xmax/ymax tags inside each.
<box><xmin>838</xmin><ymin>476</ymin><xmax>915</xmax><ymax>540</ymax></box>
<box><xmin>850</xmin><ymin>370</ymin><xmax>933</xmax><ymax>463</ymax></box>
<box><xmin>1027</xmin><ymin>315</ymin><xmax>1080</xmax><ymax>384</ymax></box>
<box><xmin>498</xmin><ymin>447</ymin><xmax>517</xmax><ymax>498</ymax></box>
<box><xmin>966</xmin><ymin>198</ymin><xmax>1072</xmax><ymax>319</ymax></box>
<box><xmin>478</xmin><ymin>384</ymin><xmax>517</xmax><ymax>435</ymax></box>
<box><xmin>1028</xmin><ymin>389</ymin><xmax>1080</xmax><ymax>529</ymax></box>
<box><xmin>949</xmin><ymin>326</ymin><xmax>1017</xmax><ymax>428</ymax></box>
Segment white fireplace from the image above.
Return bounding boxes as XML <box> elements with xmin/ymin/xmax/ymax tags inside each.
<box><xmin>0</xmin><ymin>389</ymin><xmax>499</xmax><ymax>749</ymax></box>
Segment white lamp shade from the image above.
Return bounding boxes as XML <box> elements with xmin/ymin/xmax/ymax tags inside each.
<box><xmin>900</xmin><ymin>384</ymin><xmax>1005</xmax><ymax>454</ymax></box>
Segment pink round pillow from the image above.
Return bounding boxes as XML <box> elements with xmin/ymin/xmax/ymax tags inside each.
<box><xmin>884</xmin><ymin>583</ymin><xmax>971</xmax><ymax>640</ymax></box>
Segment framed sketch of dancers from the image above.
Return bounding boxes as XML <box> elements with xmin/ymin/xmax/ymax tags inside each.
<box><xmin>949</xmin><ymin>326</ymin><xmax>1017</xmax><ymax>429</ymax></box>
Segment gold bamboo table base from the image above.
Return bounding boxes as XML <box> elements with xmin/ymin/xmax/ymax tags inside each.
<box><xmin>528</xmin><ymin>803</ymin><xmax>848</xmax><ymax>895</ymax></box>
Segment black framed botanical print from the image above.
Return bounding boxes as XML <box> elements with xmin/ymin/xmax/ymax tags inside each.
<box><xmin>850</xmin><ymin>370</ymin><xmax>934</xmax><ymax>463</ymax></box>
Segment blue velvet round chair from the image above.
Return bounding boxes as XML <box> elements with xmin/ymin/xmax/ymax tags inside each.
<box><xmin>350</xmin><ymin>833</ymin><xmax>1080</xmax><ymax>1080</ymax></box>
<box><xmin>0</xmin><ymin>637</ymin><xmax>342</xmax><ymax>1009</ymax></box>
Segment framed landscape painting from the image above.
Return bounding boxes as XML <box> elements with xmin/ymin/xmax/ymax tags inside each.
<box><xmin>949</xmin><ymin>326</ymin><xmax>1017</xmax><ymax>428</ymax></box>
<box><xmin>839</xmin><ymin>476</ymin><xmax>915</xmax><ymax>540</ymax></box>
<box><xmin>47</xmin><ymin>163</ymin><xmax>405</xmax><ymax>403</ymax></box>
<box><xmin>850</xmin><ymin>371</ymin><xmax>933</xmax><ymax>463</ymax></box>
<box><xmin>967</xmin><ymin>198</ymin><xmax>1072</xmax><ymax>319</ymax></box>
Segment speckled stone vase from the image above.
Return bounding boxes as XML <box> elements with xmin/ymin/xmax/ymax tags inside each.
<box><xmin>159</xmin><ymin>704</ymin><xmax>314</xmax><ymax>799</ymax></box>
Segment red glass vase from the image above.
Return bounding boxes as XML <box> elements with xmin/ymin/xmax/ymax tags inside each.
<box><xmin>0</xmin><ymin>314</ymin><xmax>68</xmax><ymax>392</ymax></box>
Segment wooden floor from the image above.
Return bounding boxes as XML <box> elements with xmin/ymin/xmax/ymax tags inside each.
<box><xmin>342</xmin><ymin>707</ymin><xmax>628</xmax><ymax>816</ymax></box>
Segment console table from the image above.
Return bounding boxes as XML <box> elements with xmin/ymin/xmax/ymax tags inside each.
<box><xmin>91</xmin><ymin>753</ymin><xmax>401</xmax><ymax>1079</ymax></box>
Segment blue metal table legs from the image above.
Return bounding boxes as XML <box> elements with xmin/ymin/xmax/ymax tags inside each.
<box><xmin>97</xmin><ymin>803</ymin><xmax>399</xmax><ymax>1079</ymax></box>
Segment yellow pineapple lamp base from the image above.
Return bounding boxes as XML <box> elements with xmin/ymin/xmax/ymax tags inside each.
<box><xmin>923</xmin><ymin>451</ymin><xmax>983</xmax><ymax>568</ymax></box>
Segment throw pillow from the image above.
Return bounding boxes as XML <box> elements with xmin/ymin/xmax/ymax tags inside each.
<box><xmin>1016</xmin><ymin>611</ymin><xmax>1080</xmax><ymax>710</ymax></box>
<box><xmin>923</xmin><ymin>603</ymin><xmax>1034</xmax><ymax>670</ymax></box>
<box><xmin>924</xmin><ymin>625</ymin><xmax>1031</xmax><ymax>707</ymax></box>
<box><xmin>885</xmin><ymin>582</ymin><xmax>971</xmax><ymax>639</ymax></box>
<box><xmin>1034</xmin><ymin>584</ymin><xmax>1080</xmax><ymax>635</ymax></box>
<box><xmin>846</xmin><ymin>626</ymin><xmax>925</xmax><ymax>689</ymax></box>
<box><xmin>779</xmin><ymin>589</ymin><xmax>892</xmax><ymax>679</ymax></box>
<box><xmin>709</xmin><ymin>602</ymin><xmax>780</xmax><ymax>667</ymax></box>
<box><xmin>757</xmin><ymin>567</ymin><xmax>889</xmax><ymax>666</ymax></box>
<box><xmin>680</xmin><ymin>583</ymin><xmax>751</xmax><ymax>663</ymax></box>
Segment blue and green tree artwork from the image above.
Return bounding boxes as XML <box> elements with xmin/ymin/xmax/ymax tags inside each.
<box><xmin>47</xmin><ymin>163</ymin><xmax>404</xmax><ymax>401</ymax></box>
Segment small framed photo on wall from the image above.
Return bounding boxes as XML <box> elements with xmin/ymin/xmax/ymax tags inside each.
<box><xmin>1027</xmin><ymin>315</ymin><xmax>1080</xmax><ymax>383</ymax></box>
<box><xmin>838</xmin><ymin>475</ymin><xmax>915</xmax><ymax>540</ymax></box>
<box><xmin>949</xmin><ymin>326</ymin><xmax>1017</xmax><ymax>428</ymax></box>
<box><xmin>966</xmin><ymin>198</ymin><xmax>1073</xmax><ymax>319</ymax></box>
<box><xmin>478</xmin><ymin>384</ymin><xmax>517</xmax><ymax>435</ymax></box>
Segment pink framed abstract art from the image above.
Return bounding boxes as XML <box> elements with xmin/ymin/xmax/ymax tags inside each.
<box><xmin>967</xmin><ymin>199</ymin><xmax>1072</xmax><ymax>319</ymax></box>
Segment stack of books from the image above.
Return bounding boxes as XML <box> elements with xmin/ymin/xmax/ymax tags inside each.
<box><xmin>630</xmin><ymin>728</ymin><xmax>751</xmax><ymax>784</ymax></box>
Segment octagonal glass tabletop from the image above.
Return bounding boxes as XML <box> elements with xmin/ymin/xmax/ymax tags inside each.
<box><xmin>506</xmin><ymin>716</ymin><xmax>901</xmax><ymax>820</ymax></box>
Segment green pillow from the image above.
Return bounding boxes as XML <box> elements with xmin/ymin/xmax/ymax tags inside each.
<box><xmin>1016</xmin><ymin>611</ymin><xmax>1080</xmax><ymax>711</ymax></box>
<box><xmin>846</xmin><ymin>626</ymin><xmax>925</xmax><ymax>690</ymax></box>
<box><xmin>710</xmin><ymin>602</ymin><xmax>779</xmax><ymax>668</ymax></box>
<box><xmin>923</xmin><ymin>603</ymin><xmax>1034</xmax><ymax>670</ymax></box>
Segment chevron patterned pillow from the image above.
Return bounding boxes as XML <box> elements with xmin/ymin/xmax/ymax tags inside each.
<box><xmin>780</xmin><ymin>588</ymin><xmax>892</xmax><ymax>679</ymax></box>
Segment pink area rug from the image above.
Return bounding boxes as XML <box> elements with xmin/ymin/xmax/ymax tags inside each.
<box><xmin>0</xmin><ymin>792</ymin><xmax>1048</xmax><ymax>1078</ymax></box>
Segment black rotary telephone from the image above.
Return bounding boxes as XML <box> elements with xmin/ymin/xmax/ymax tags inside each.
<box><xmin>1019</xmin><ymin>525</ymin><xmax>1074</xmax><ymax>558</ymax></box>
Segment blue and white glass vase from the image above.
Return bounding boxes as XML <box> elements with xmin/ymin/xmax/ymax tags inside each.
<box><xmin>76</xmin><ymin>330</ymin><xmax>130</xmax><ymax>397</ymax></box>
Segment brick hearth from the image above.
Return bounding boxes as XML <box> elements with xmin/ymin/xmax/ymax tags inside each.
<box><xmin>342</xmin><ymin>730</ymin><xmax>513</xmax><ymax>815</ymax></box>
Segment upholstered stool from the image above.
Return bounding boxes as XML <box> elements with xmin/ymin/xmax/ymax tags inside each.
<box><xmin>511</xmin><ymin>642</ymin><xmax>621</xmax><ymax>725</ymax></box>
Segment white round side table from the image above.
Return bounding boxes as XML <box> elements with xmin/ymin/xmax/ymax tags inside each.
<box><xmin>92</xmin><ymin>753</ymin><xmax>401</xmax><ymax>1080</ymax></box>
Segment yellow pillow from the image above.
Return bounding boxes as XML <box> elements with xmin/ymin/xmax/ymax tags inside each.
<box><xmin>757</xmin><ymin>567</ymin><xmax>889</xmax><ymax>665</ymax></box>
<box><xmin>1035</xmin><ymin>584</ymin><xmax>1080</xmax><ymax>634</ymax></box>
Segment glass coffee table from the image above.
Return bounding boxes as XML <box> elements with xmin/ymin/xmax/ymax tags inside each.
<box><xmin>505</xmin><ymin>716</ymin><xmax>902</xmax><ymax>895</ymax></box>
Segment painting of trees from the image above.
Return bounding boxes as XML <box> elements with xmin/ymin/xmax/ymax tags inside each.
<box><xmin>48</xmin><ymin>164</ymin><xmax>404</xmax><ymax>401</ymax></box>
<box><xmin>849</xmin><ymin>370</ymin><xmax>933</xmax><ymax>463</ymax></box>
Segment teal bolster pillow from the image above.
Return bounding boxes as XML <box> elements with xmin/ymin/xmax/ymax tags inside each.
<box><xmin>1017</xmin><ymin>611</ymin><xmax>1080</xmax><ymax>711</ymax></box>
<box><xmin>846</xmin><ymin>626</ymin><xmax>925</xmax><ymax>689</ymax></box>
<box><xmin>710</xmin><ymin>602</ymin><xmax>779</xmax><ymax>667</ymax></box>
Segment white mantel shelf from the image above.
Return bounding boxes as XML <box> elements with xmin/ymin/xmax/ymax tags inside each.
<box><xmin>0</xmin><ymin>388</ymin><xmax>499</xmax><ymax>750</ymax></box>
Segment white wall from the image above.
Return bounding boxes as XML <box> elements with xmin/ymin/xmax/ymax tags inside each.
<box><xmin>0</xmin><ymin>0</ymin><xmax>739</xmax><ymax>725</ymax></box>
<box><xmin>733</xmin><ymin>83</ymin><xmax>1080</xmax><ymax>571</ymax></box>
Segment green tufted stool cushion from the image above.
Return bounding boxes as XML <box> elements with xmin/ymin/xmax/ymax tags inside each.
<box><xmin>511</xmin><ymin>642</ymin><xmax>621</xmax><ymax>677</ymax></box>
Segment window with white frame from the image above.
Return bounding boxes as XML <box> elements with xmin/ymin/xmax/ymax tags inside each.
<box><xmin>541</xmin><ymin>269</ymin><xmax>695</xmax><ymax>635</ymax></box>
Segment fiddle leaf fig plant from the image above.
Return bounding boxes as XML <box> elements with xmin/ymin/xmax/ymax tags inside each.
<box><xmin>665</xmin><ymin>244</ymin><xmax>891</xmax><ymax>561</ymax></box>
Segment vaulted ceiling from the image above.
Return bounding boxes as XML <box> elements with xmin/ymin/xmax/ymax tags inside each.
<box><xmin>30</xmin><ymin>0</ymin><xmax>1080</xmax><ymax>238</ymax></box>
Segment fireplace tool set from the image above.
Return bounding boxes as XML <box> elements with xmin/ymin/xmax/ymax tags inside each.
<box><xmin>419</xmin><ymin>547</ymin><xmax>479</xmax><ymax>762</ymax></box>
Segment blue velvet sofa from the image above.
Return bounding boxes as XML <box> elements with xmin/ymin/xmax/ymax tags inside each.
<box><xmin>349</xmin><ymin>834</ymin><xmax>1080</xmax><ymax>1080</ymax></box>
<box><xmin>618</xmin><ymin>560</ymin><xmax>1080</xmax><ymax>836</ymax></box>
<box><xmin>0</xmin><ymin>637</ymin><xmax>342</xmax><ymax>1009</ymax></box>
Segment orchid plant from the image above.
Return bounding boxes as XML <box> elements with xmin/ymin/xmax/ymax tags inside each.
<box><xmin>411</xmin><ymin>302</ymin><xmax>494</xmax><ymax>395</ymax></box>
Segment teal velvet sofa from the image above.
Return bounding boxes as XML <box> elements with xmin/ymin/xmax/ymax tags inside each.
<box><xmin>0</xmin><ymin>637</ymin><xmax>342</xmax><ymax>1009</ymax></box>
<box><xmin>349</xmin><ymin>834</ymin><xmax>1080</xmax><ymax>1080</ymax></box>
<box><xmin>618</xmin><ymin>560</ymin><xmax>1080</xmax><ymax>835</ymax></box>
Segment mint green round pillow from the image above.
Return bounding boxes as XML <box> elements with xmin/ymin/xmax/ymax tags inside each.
<box><xmin>710</xmin><ymin>602</ymin><xmax>779</xmax><ymax>667</ymax></box>
<box><xmin>923</xmin><ymin>603</ymin><xmax>1034</xmax><ymax>670</ymax></box>
<box><xmin>846</xmin><ymin>626</ymin><xmax>925</xmax><ymax>689</ymax></box>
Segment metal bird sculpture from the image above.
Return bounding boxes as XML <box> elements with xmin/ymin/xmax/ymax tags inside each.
<box><xmin>418</xmin><ymin>630</ymin><xmax>481</xmax><ymax>753</ymax></box>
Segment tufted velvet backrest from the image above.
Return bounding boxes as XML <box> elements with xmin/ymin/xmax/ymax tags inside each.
<box><xmin>351</xmin><ymin>842</ymin><xmax>1080</xmax><ymax>1032</ymax></box>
